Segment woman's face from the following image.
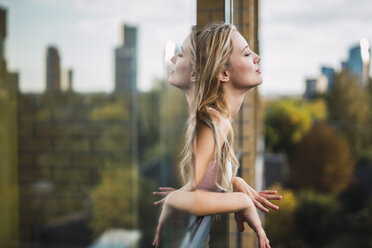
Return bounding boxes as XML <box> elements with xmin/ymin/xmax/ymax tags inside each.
<box><xmin>168</xmin><ymin>36</ymin><xmax>194</xmax><ymax>90</ymax></box>
<box><xmin>227</xmin><ymin>31</ymin><xmax>262</xmax><ymax>89</ymax></box>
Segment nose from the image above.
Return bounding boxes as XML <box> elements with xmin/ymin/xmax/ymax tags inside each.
<box><xmin>171</xmin><ymin>54</ymin><xmax>177</xmax><ymax>64</ymax></box>
<box><xmin>253</xmin><ymin>52</ymin><xmax>261</xmax><ymax>64</ymax></box>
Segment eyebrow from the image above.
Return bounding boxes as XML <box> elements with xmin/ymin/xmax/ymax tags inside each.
<box><xmin>181</xmin><ymin>46</ymin><xmax>185</xmax><ymax>52</ymax></box>
<box><xmin>241</xmin><ymin>45</ymin><xmax>248</xmax><ymax>53</ymax></box>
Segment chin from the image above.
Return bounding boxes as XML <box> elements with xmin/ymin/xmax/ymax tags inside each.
<box><xmin>168</xmin><ymin>79</ymin><xmax>177</xmax><ymax>87</ymax></box>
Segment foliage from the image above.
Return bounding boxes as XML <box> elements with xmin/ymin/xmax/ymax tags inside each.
<box><xmin>326</xmin><ymin>70</ymin><xmax>372</xmax><ymax>155</ymax></box>
<box><xmin>293</xmin><ymin>190</ymin><xmax>342</xmax><ymax>247</ymax></box>
<box><xmin>91</xmin><ymin>98</ymin><xmax>130</xmax><ymax>121</ymax></box>
<box><xmin>139</xmin><ymin>80</ymin><xmax>188</xmax><ymax>186</ymax></box>
<box><xmin>307</xmin><ymin>98</ymin><xmax>328</xmax><ymax>121</ymax></box>
<box><xmin>89</xmin><ymin>162</ymin><xmax>157</xmax><ymax>239</ymax></box>
<box><xmin>138</xmin><ymin>90</ymin><xmax>161</xmax><ymax>163</ymax></box>
<box><xmin>266</xmin><ymin>188</ymin><xmax>344</xmax><ymax>248</ymax></box>
<box><xmin>290</xmin><ymin>122</ymin><xmax>355</xmax><ymax>195</ymax></box>
<box><xmin>265</xmin><ymin>184</ymin><xmax>300</xmax><ymax>248</ymax></box>
<box><xmin>264</xmin><ymin>98</ymin><xmax>326</xmax><ymax>155</ymax></box>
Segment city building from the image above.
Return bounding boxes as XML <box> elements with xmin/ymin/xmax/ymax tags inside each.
<box><xmin>264</xmin><ymin>153</ymin><xmax>287</xmax><ymax>188</ymax></box>
<box><xmin>342</xmin><ymin>39</ymin><xmax>371</xmax><ymax>87</ymax></box>
<box><xmin>321</xmin><ymin>66</ymin><xmax>335</xmax><ymax>90</ymax></box>
<box><xmin>61</xmin><ymin>68</ymin><xmax>73</xmax><ymax>92</ymax></box>
<box><xmin>46</xmin><ymin>46</ymin><xmax>61</xmax><ymax>92</ymax></box>
<box><xmin>360</xmin><ymin>38</ymin><xmax>371</xmax><ymax>87</ymax></box>
<box><xmin>304</xmin><ymin>78</ymin><xmax>317</xmax><ymax>98</ymax></box>
<box><xmin>8</xmin><ymin>71</ymin><xmax>19</xmax><ymax>90</ymax></box>
<box><xmin>304</xmin><ymin>75</ymin><xmax>328</xmax><ymax>98</ymax></box>
<box><xmin>114</xmin><ymin>24</ymin><xmax>138</xmax><ymax>93</ymax></box>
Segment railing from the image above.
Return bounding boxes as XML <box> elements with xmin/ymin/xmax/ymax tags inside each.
<box><xmin>179</xmin><ymin>215</ymin><xmax>212</xmax><ymax>248</ymax></box>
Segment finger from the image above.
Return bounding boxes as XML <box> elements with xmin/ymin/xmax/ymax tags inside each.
<box><xmin>259</xmin><ymin>194</ymin><xmax>282</xmax><ymax>200</ymax></box>
<box><xmin>153</xmin><ymin>191</ymin><xmax>171</xmax><ymax>196</ymax></box>
<box><xmin>153</xmin><ymin>199</ymin><xmax>165</xmax><ymax>205</ymax></box>
<box><xmin>259</xmin><ymin>190</ymin><xmax>277</xmax><ymax>194</ymax></box>
<box><xmin>259</xmin><ymin>236</ymin><xmax>265</xmax><ymax>248</ymax></box>
<box><xmin>159</xmin><ymin>187</ymin><xmax>176</xmax><ymax>191</ymax></box>
<box><xmin>256</xmin><ymin>231</ymin><xmax>266</xmax><ymax>248</ymax></box>
<box><xmin>257</xmin><ymin>196</ymin><xmax>279</xmax><ymax>211</ymax></box>
<box><xmin>254</xmin><ymin>199</ymin><xmax>269</xmax><ymax>213</ymax></box>
<box><xmin>266</xmin><ymin>238</ymin><xmax>271</xmax><ymax>248</ymax></box>
<box><xmin>153</xmin><ymin>234</ymin><xmax>160</xmax><ymax>248</ymax></box>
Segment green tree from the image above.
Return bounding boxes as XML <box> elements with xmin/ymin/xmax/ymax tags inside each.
<box><xmin>138</xmin><ymin>89</ymin><xmax>161</xmax><ymax>163</ymax></box>
<box><xmin>290</xmin><ymin>123</ymin><xmax>355</xmax><ymax>195</ymax></box>
<box><xmin>327</xmin><ymin>70</ymin><xmax>372</xmax><ymax>156</ymax></box>
<box><xmin>294</xmin><ymin>190</ymin><xmax>342</xmax><ymax>247</ymax></box>
<box><xmin>89</xmin><ymin>163</ymin><xmax>157</xmax><ymax>240</ymax></box>
<box><xmin>265</xmin><ymin>184</ymin><xmax>301</xmax><ymax>248</ymax></box>
<box><xmin>264</xmin><ymin>99</ymin><xmax>313</xmax><ymax>155</ymax></box>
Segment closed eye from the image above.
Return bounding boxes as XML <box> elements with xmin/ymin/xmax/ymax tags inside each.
<box><xmin>245</xmin><ymin>53</ymin><xmax>251</xmax><ymax>57</ymax></box>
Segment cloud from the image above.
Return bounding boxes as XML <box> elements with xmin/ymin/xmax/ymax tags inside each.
<box><xmin>260</xmin><ymin>0</ymin><xmax>372</xmax><ymax>96</ymax></box>
<box><xmin>17</xmin><ymin>0</ymin><xmax>195</xmax><ymax>92</ymax></box>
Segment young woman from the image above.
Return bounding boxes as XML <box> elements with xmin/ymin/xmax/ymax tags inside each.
<box><xmin>153</xmin><ymin>23</ymin><xmax>280</xmax><ymax>248</ymax></box>
<box><xmin>156</xmin><ymin>29</ymin><xmax>281</xmax><ymax>213</ymax></box>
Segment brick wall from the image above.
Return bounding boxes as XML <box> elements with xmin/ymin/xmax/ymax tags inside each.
<box><xmin>0</xmin><ymin>71</ymin><xmax>20</xmax><ymax>247</ymax></box>
<box><xmin>197</xmin><ymin>0</ymin><xmax>261</xmax><ymax>247</ymax></box>
<box><xmin>17</xmin><ymin>92</ymin><xmax>136</xmax><ymax>242</ymax></box>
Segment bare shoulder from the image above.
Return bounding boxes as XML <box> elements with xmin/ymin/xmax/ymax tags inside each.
<box><xmin>195</xmin><ymin>118</ymin><xmax>214</xmax><ymax>143</ymax></box>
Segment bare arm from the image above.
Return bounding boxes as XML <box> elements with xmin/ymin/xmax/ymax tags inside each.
<box><xmin>194</xmin><ymin>109</ymin><xmax>229</xmax><ymax>187</ymax></box>
<box><xmin>165</xmin><ymin>190</ymin><xmax>252</xmax><ymax>216</ymax></box>
<box><xmin>194</xmin><ymin>120</ymin><xmax>215</xmax><ymax>187</ymax></box>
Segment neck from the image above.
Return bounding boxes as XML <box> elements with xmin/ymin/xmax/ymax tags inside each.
<box><xmin>184</xmin><ymin>86</ymin><xmax>195</xmax><ymax>110</ymax></box>
<box><xmin>223</xmin><ymin>83</ymin><xmax>248</xmax><ymax>118</ymax></box>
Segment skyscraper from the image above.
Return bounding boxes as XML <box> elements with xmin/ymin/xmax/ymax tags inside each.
<box><xmin>343</xmin><ymin>40</ymin><xmax>371</xmax><ymax>86</ymax></box>
<box><xmin>114</xmin><ymin>24</ymin><xmax>137</xmax><ymax>93</ymax></box>
<box><xmin>304</xmin><ymin>78</ymin><xmax>317</xmax><ymax>98</ymax></box>
<box><xmin>321</xmin><ymin>66</ymin><xmax>335</xmax><ymax>90</ymax></box>
<box><xmin>61</xmin><ymin>68</ymin><xmax>73</xmax><ymax>92</ymax></box>
<box><xmin>46</xmin><ymin>46</ymin><xmax>61</xmax><ymax>92</ymax></box>
<box><xmin>347</xmin><ymin>45</ymin><xmax>363</xmax><ymax>78</ymax></box>
<box><xmin>360</xmin><ymin>38</ymin><xmax>370</xmax><ymax>87</ymax></box>
<box><xmin>304</xmin><ymin>75</ymin><xmax>327</xmax><ymax>99</ymax></box>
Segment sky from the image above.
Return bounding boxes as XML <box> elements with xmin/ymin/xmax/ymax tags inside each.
<box><xmin>0</xmin><ymin>0</ymin><xmax>196</xmax><ymax>93</ymax></box>
<box><xmin>1</xmin><ymin>0</ymin><xmax>372</xmax><ymax>96</ymax></box>
<box><xmin>259</xmin><ymin>0</ymin><xmax>372</xmax><ymax>96</ymax></box>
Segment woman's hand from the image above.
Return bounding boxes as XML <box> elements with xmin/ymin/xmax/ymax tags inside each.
<box><xmin>152</xmin><ymin>201</ymin><xmax>174</xmax><ymax>248</ymax></box>
<box><xmin>153</xmin><ymin>187</ymin><xmax>177</xmax><ymax>206</ymax></box>
<box><xmin>234</xmin><ymin>209</ymin><xmax>271</xmax><ymax>248</ymax></box>
<box><xmin>233</xmin><ymin>177</ymin><xmax>282</xmax><ymax>213</ymax></box>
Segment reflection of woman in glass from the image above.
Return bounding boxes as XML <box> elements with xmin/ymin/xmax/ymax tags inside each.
<box><xmin>153</xmin><ymin>23</ymin><xmax>280</xmax><ymax>248</ymax></box>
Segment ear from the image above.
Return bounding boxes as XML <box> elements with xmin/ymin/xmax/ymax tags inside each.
<box><xmin>191</xmin><ymin>71</ymin><xmax>196</xmax><ymax>82</ymax></box>
<box><xmin>219</xmin><ymin>70</ymin><xmax>230</xmax><ymax>83</ymax></box>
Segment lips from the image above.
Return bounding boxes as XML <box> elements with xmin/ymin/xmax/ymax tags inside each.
<box><xmin>256</xmin><ymin>69</ymin><xmax>261</xmax><ymax>74</ymax></box>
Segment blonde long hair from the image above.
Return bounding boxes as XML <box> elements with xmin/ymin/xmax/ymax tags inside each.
<box><xmin>180</xmin><ymin>23</ymin><xmax>240</xmax><ymax>192</ymax></box>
